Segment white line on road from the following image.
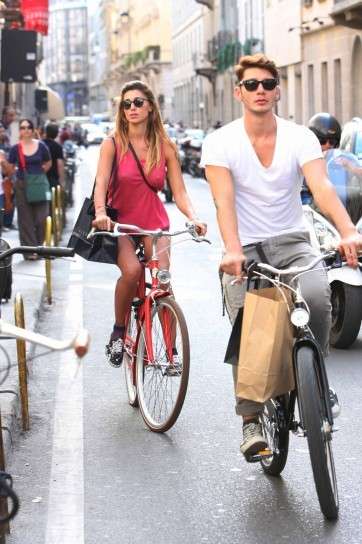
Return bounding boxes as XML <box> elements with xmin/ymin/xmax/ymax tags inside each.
<box><xmin>45</xmin><ymin>257</ymin><xmax>84</xmax><ymax>544</ymax></box>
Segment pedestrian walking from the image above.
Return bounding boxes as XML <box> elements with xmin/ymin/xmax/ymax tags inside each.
<box><xmin>92</xmin><ymin>79</ymin><xmax>207</xmax><ymax>367</ymax></box>
<box><xmin>42</xmin><ymin>122</ymin><xmax>65</xmax><ymax>189</ymax></box>
<box><xmin>6</xmin><ymin>119</ymin><xmax>52</xmax><ymax>258</ymax></box>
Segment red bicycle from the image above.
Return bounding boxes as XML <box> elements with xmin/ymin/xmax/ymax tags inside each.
<box><xmin>90</xmin><ymin>222</ymin><xmax>210</xmax><ymax>432</ymax></box>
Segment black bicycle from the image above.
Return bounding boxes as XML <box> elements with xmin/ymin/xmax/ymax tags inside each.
<box><xmin>245</xmin><ymin>250</ymin><xmax>354</xmax><ymax>520</ymax></box>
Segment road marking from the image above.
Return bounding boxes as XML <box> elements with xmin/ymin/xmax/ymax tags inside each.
<box><xmin>45</xmin><ymin>257</ymin><xmax>84</xmax><ymax>544</ymax></box>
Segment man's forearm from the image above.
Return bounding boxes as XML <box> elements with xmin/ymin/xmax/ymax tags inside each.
<box><xmin>313</xmin><ymin>184</ymin><xmax>356</xmax><ymax>237</ymax></box>
<box><xmin>216</xmin><ymin>202</ymin><xmax>243</xmax><ymax>252</ymax></box>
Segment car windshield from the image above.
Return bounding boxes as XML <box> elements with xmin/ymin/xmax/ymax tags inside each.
<box><xmin>185</xmin><ymin>129</ymin><xmax>204</xmax><ymax>140</ymax></box>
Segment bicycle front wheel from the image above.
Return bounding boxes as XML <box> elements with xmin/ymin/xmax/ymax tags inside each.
<box><xmin>136</xmin><ymin>296</ymin><xmax>190</xmax><ymax>432</ymax></box>
<box><xmin>124</xmin><ymin>308</ymin><xmax>139</xmax><ymax>407</ymax></box>
<box><xmin>296</xmin><ymin>346</ymin><xmax>339</xmax><ymax>520</ymax></box>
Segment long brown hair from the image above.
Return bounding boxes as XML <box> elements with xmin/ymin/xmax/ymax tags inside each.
<box><xmin>115</xmin><ymin>80</ymin><xmax>172</xmax><ymax>174</ymax></box>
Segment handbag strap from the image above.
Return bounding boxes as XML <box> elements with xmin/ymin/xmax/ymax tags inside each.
<box><xmin>91</xmin><ymin>136</ymin><xmax>117</xmax><ymax>201</ymax></box>
<box><xmin>128</xmin><ymin>142</ymin><xmax>158</xmax><ymax>193</ymax></box>
<box><xmin>17</xmin><ymin>143</ymin><xmax>26</xmax><ymax>172</ymax></box>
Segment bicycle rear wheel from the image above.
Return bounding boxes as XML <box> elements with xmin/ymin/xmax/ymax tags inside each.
<box><xmin>260</xmin><ymin>396</ymin><xmax>289</xmax><ymax>476</ymax></box>
<box><xmin>296</xmin><ymin>346</ymin><xmax>339</xmax><ymax>520</ymax></box>
<box><xmin>136</xmin><ymin>296</ymin><xmax>190</xmax><ymax>432</ymax></box>
<box><xmin>123</xmin><ymin>308</ymin><xmax>138</xmax><ymax>407</ymax></box>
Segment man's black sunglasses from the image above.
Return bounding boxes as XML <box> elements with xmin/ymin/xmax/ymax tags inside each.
<box><xmin>318</xmin><ymin>136</ymin><xmax>339</xmax><ymax>147</ymax></box>
<box><xmin>239</xmin><ymin>78</ymin><xmax>279</xmax><ymax>92</ymax></box>
<box><xmin>121</xmin><ymin>97</ymin><xmax>149</xmax><ymax>110</ymax></box>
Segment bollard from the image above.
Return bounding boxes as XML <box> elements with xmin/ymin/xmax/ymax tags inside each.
<box><xmin>51</xmin><ymin>187</ymin><xmax>59</xmax><ymax>246</ymax></box>
<box><xmin>14</xmin><ymin>294</ymin><xmax>30</xmax><ymax>432</ymax></box>
<box><xmin>56</xmin><ymin>185</ymin><xmax>64</xmax><ymax>233</ymax></box>
<box><xmin>44</xmin><ymin>216</ymin><xmax>53</xmax><ymax>305</ymax></box>
<box><xmin>0</xmin><ymin>410</ymin><xmax>9</xmax><ymax>540</ymax></box>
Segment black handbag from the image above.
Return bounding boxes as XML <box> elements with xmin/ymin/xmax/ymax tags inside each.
<box><xmin>67</xmin><ymin>139</ymin><xmax>118</xmax><ymax>264</ymax></box>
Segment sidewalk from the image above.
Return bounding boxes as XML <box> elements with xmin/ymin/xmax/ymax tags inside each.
<box><xmin>0</xmin><ymin>227</ymin><xmax>49</xmax><ymax>462</ymax></box>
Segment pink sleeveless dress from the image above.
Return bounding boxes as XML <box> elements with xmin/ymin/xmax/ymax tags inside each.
<box><xmin>108</xmin><ymin>147</ymin><xmax>169</xmax><ymax>230</ymax></box>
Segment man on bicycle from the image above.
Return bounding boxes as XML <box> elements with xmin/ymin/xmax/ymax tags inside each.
<box><xmin>201</xmin><ymin>53</ymin><xmax>362</xmax><ymax>460</ymax></box>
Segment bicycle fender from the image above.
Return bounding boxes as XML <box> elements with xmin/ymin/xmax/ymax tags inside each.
<box><xmin>293</xmin><ymin>338</ymin><xmax>333</xmax><ymax>426</ymax></box>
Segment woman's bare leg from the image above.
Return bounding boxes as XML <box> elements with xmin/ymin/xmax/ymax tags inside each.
<box><xmin>114</xmin><ymin>236</ymin><xmax>143</xmax><ymax>326</ymax></box>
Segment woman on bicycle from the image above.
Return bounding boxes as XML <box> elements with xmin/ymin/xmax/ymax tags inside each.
<box><xmin>93</xmin><ymin>80</ymin><xmax>206</xmax><ymax>367</ymax></box>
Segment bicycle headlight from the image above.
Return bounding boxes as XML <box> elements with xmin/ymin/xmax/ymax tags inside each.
<box><xmin>291</xmin><ymin>307</ymin><xmax>310</xmax><ymax>327</ymax></box>
<box><xmin>157</xmin><ymin>269</ymin><xmax>171</xmax><ymax>284</ymax></box>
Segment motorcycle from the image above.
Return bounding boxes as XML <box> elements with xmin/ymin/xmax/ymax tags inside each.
<box><xmin>63</xmin><ymin>139</ymin><xmax>77</xmax><ymax>207</ymax></box>
<box><xmin>303</xmin><ymin>149</ymin><xmax>362</xmax><ymax>348</ymax></box>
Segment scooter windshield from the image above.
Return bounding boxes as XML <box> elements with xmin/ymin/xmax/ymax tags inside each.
<box><xmin>325</xmin><ymin>149</ymin><xmax>362</xmax><ymax>225</ymax></box>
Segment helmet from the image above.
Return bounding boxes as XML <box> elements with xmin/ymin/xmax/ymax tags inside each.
<box><xmin>308</xmin><ymin>113</ymin><xmax>341</xmax><ymax>147</ymax></box>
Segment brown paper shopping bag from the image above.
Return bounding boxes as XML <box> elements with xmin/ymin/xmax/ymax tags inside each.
<box><xmin>236</xmin><ymin>287</ymin><xmax>295</xmax><ymax>403</ymax></box>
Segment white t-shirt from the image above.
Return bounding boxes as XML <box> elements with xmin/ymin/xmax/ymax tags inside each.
<box><xmin>201</xmin><ymin>115</ymin><xmax>323</xmax><ymax>245</ymax></box>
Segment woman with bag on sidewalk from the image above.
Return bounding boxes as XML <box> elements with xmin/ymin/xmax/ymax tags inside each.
<box><xmin>6</xmin><ymin>119</ymin><xmax>52</xmax><ymax>259</ymax></box>
<box><xmin>93</xmin><ymin>80</ymin><xmax>206</xmax><ymax>367</ymax></box>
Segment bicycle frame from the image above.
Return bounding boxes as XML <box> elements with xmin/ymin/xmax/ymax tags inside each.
<box><xmin>125</xmin><ymin>238</ymin><xmax>173</xmax><ymax>370</ymax></box>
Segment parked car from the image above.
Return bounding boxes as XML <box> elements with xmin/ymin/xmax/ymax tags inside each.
<box><xmin>82</xmin><ymin>123</ymin><xmax>106</xmax><ymax>146</ymax></box>
<box><xmin>340</xmin><ymin>117</ymin><xmax>362</xmax><ymax>164</ymax></box>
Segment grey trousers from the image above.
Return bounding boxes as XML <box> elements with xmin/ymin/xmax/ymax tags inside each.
<box><xmin>222</xmin><ymin>230</ymin><xmax>332</xmax><ymax>418</ymax></box>
<box><xmin>15</xmin><ymin>179</ymin><xmax>49</xmax><ymax>246</ymax></box>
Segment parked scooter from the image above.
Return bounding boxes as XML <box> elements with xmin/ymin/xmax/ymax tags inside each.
<box><xmin>303</xmin><ymin>149</ymin><xmax>362</xmax><ymax>348</ymax></box>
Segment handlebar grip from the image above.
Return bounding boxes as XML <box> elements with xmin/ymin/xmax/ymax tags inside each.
<box><xmin>36</xmin><ymin>246</ymin><xmax>75</xmax><ymax>258</ymax></box>
<box><xmin>74</xmin><ymin>328</ymin><xmax>90</xmax><ymax>358</ymax></box>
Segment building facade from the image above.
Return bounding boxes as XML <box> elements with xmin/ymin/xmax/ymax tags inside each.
<box><xmin>264</xmin><ymin>0</ymin><xmax>362</xmax><ymax>125</ymax></box>
<box><xmin>44</xmin><ymin>0</ymin><xmax>88</xmax><ymax>117</ymax></box>
<box><xmin>103</xmin><ymin>0</ymin><xmax>173</xmax><ymax>121</ymax></box>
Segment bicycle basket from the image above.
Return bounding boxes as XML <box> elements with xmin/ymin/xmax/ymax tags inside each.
<box><xmin>0</xmin><ymin>239</ymin><xmax>12</xmax><ymax>301</ymax></box>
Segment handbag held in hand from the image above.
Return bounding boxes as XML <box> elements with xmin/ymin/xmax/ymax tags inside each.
<box><xmin>67</xmin><ymin>138</ymin><xmax>118</xmax><ymax>264</ymax></box>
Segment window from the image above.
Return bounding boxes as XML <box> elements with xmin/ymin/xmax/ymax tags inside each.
<box><xmin>321</xmin><ymin>62</ymin><xmax>328</xmax><ymax>111</ymax></box>
<box><xmin>334</xmin><ymin>59</ymin><xmax>342</xmax><ymax>121</ymax></box>
<box><xmin>308</xmin><ymin>64</ymin><xmax>315</xmax><ymax>118</ymax></box>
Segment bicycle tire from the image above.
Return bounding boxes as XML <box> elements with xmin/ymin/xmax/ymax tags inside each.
<box><xmin>296</xmin><ymin>346</ymin><xmax>339</xmax><ymax>520</ymax></box>
<box><xmin>260</xmin><ymin>396</ymin><xmax>289</xmax><ymax>476</ymax></box>
<box><xmin>136</xmin><ymin>296</ymin><xmax>190</xmax><ymax>432</ymax></box>
<box><xmin>123</xmin><ymin>308</ymin><xmax>139</xmax><ymax>407</ymax></box>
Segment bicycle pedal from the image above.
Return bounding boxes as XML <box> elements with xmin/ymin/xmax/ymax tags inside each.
<box><xmin>245</xmin><ymin>449</ymin><xmax>272</xmax><ymax>463</ymax></box>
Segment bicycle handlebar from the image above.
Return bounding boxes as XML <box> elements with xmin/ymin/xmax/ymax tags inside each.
<box><xmin>88</xmin><ymin>222</ymin><xmax>211</xmax><ymax>244</ymax></box>
<box><xmin>0</xmin><ymin>320</ymin><xmax>90</xmax><ymax>357</ymax></box>
<box><xmin>256</xmin><ymin>251</ymin><xmax>338</xmax><ymax>277</ymax></box>
<box><xmin>0</xmin><ymin>245</ymin><xmax>75</xmax><ymax>261</ymax></box>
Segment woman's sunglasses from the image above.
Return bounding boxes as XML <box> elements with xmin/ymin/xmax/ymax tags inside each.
<box><xmin>239</xmin><ymin>78</ymin><xmax>279</xmax><ymax>92</ymax></box>
<box><xmin>19</xmin><ymin>125</ymin><xmax>32</xmax><ymax>130</ymax></box>
<box><xmin>121</xmin><ymin>97</ymin><xmax>149</xmax><ymax>110</ymax></box>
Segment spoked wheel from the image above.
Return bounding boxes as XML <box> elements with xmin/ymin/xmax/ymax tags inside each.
<box><xmin>296</xmin><ymin>346</ymin><xmax>339</xmax><ymax>520</ymax></box>
<box><xmin>123</xmin><ymin>308</ymin><xmax>139</xmax><ymax>407</ymax></box>
<box><xmin>136</xmin><ymin>296</ymin><xmax>190</xmax><ymax>432</ymax></box>
<box><xmin>260</xmin><ymin>395</ymin><xmax>289</xmax><ymax>476</ymax></box>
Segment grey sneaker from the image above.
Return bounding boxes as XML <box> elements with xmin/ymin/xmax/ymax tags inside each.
<box><xmin>105</xmin><ymin>338</ymin><xmax>124</xmax><ymax>368</ymax></box>
<box><xmin>240</xmin><ymin>421</ymin><xmax>268</xmax><ymax>457</ymax></box>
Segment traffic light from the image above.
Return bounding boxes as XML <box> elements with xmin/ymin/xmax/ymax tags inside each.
<box><xmin>0</xmin><ymin>29</ymin><xmax>37</xmax><ymax>83</ymax></box>
<box><xmin>35</xmin><ymin>89</ymin><xmax>48</xmax><ymax>113</ymax></box>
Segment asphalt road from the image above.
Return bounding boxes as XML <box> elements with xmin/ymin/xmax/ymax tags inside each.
<box><xmin>7</xmin><ymin>145</ymin><xmax>362</xmax><ymax>544</ymax></box>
